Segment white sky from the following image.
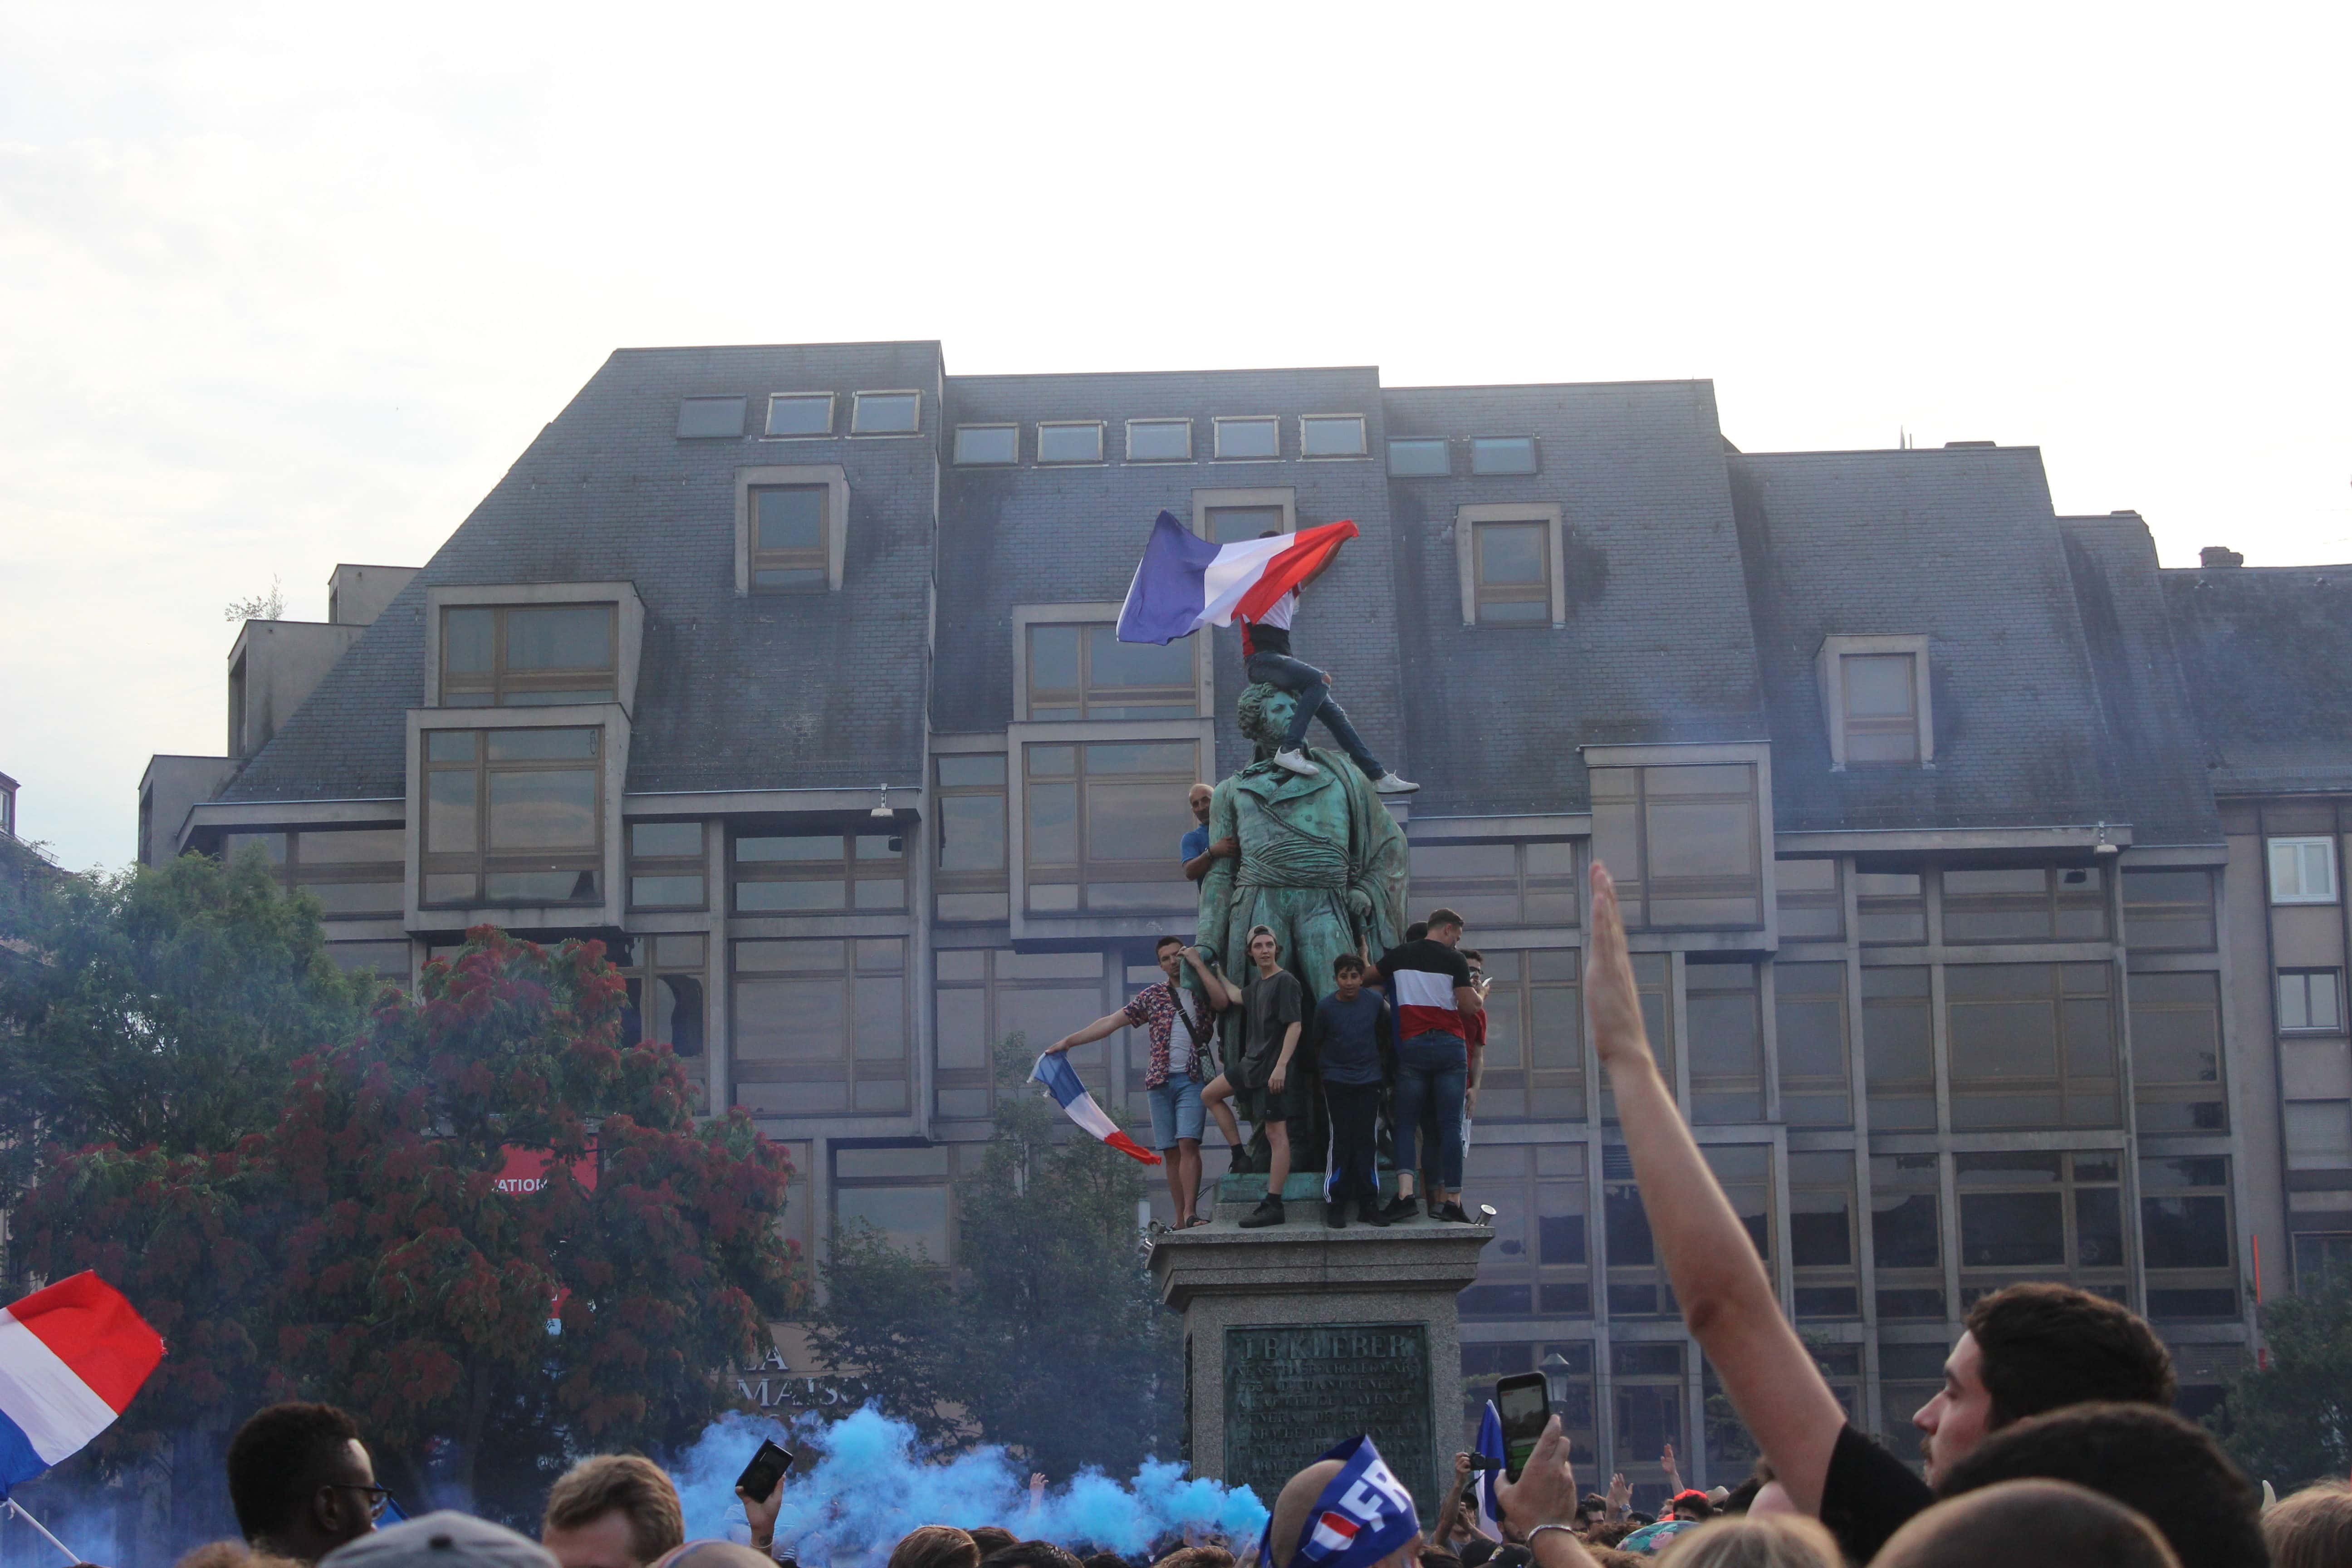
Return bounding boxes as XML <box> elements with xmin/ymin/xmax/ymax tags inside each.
<box><xmin>4</xmin><ymin>1</ymin><xmax>2347</xmax><ymax>874</ymax></box>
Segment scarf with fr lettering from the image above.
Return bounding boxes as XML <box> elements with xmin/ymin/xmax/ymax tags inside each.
<box><xmin>1260</xmin><ymin>1436</ymin><xmax>1421</xmax><ymax>1568</ymax></box>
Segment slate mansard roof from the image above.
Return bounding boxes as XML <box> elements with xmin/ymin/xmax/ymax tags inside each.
<box><xmin>2162</xmin><ymin>560</ymin><xmax>2352</xmax><ymax>795</ymax></box>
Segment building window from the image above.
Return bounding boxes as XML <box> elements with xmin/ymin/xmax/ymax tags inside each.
<box><xmin>1026</xmin><ymin>622</ymin><xmax>1198</xmax><ymax>720</ymax></box>
<box><xmin>1387</xmin><ymin>438</ymin><xmax>1449</xmax><ymax>476</ymax></box>
<box><xmin>1466</xmin><ymin>950</ymin><xmax>1583</xmax><ymax>1121</ymax></box>
<box><xmin>1470</xmin><ymin>436</ymin><xmax>1538</xmax><ymax>475</ymax></box>
<box><xmin>1203</xmin><ymin>503</ymin><xmax>1286</xmax><ymax>543</ymax></box>
<box><xmin>764</xmin><ymin>393</ymin><xmax>833</xmax><ymax>437</ymax></box>
<box><xmin>1599</xmin><ymin>955</ymin><xmax>1674</xmax><ymax>1125</ymax></box>
<box><xmin>1841</xmin><ymin>653</ymin><xmax>1921</xmax><ymax>764</ymax></box>
<box><xmin>1125</xmin><ymin>419</ymin><xmax>1192</xmax><ymax>461</ymax></box>
<box><xmin>1407</xmin><ymin>841</ymin><xmax>1578</xmax><ymax>928</ymax></box>
<box><xmin>2286</xmin><ymin>1100</ymin><xmax>2352</xmax><ymax>1171</ymax></box>
<box><xmin>1687</xmin><ymin>964</ymin><xmax>1765</xmax><ymax>1122</ymax></box>
<box><xmin>1776</xmin><ymin>962</ymin><xmax>1852</xmax><ymax>1127</ymax></box>
<box><xmin>421</xmin><ymin>728</ymin><xmax>603</xmax><ymax>906</ymax></box>
<box><xmin>617</xmin><ymin>933</ymin><xmax>707</xmax><ymax>1112</ymax></box>
<box><xmin>1710</xmin><ymin>1145</ymin><xmax>1776</xmax><ymax>1268</ymax></box>
<box><xmin>1460</xmin><ymin>1143</ymin><xmax>1589</xmax><ymax>1319</ymax></box>
<box><xmin>1855</xmin><ymin>869</ymin><xmax>1926</xmax><ymax>945</ymax></box>
<box><xmin>935</xmin><ymin>948</ymin><xmax>1109</xmax><ymax>1119</ymax></box>
<box><xmin>850</xmin><ymin>391</ymin><xmax>921</xmax><ymax>435</ymax></box>
<box><xmin>1861</xmin><ymin>966</ymin><xmax>1935</xmax><ymax>1130</ymax></box>
<box><xmin>676</xmin><ymin>396</ymin><xmax>745</xmax><ymax>438</ymax></box>
<box><xmin>1212</xmin><ymin>416</ymin><xmax>1279</xmax><ymax>460</ymax></box>
<box><xmin>627</xmin><ymin>821</ymin><xmax>707</xmax><ymax>910</ymax></box>
<box><xmin>328</xmin><ymin>940</ymin><xmax>412</xmax><ymax>980</ymax></box>
<box><xmin>1946</xmin><ymin>963</ymin><xmax>2118</xmax><ymax>1129</ymax></box>
<box><xmin>1788</xmin><ymin>1152</ymin><xmax>1860</xmax><ymax>1318</ymax></box>
<box><xmin>934</xmin><ymin>756</ymin><xmax>1009</xmax><ymax>923</ymax></box>
<box><xmin>2293</xmin><ymin>1232</ymin><xmax>2352</xmax><ymax>1293</ymax></box>
<box><xmin>222</xmin><ymin>828</ymin><xmax>406</xmax><ymax>918</ymax></box>
<box><xmin>748</xmin><ymin>485</ymin><xmax>830</xmax><ymax>593</ymax></box>
<box><xmin>1955</xmin><ymin>1151</ymin><xmax>2126</xmax><ymax>1304</ymax></box>
<box><xmin>2281</xmin><ymin>969</ymin><xmax>2346</xmax><ymax>1032</ymax></box>
<box><xmin>1022</xmin><ymin>740</ymin><xmax>1197</xmax><ymax>914</ymax></box>
<box><xmin>1589</xmin><ymin>763</ymin><xmax>1764</xmax><ymax>930</ymax></box>
<box><xmin>953</xmin><ymin>424</ymin><xmax>1018</xmax><ymax>465</ymax></box>
<box><xmin>440</xmin><ymin>604</ymin><xmax>617</xmax><ymax>707</ymax></box>
<box><xmin>2123</xmin><ymin>868</ymin><xmax>2217</xmax><ymax>951</ymax></box>
<box><xmin>831</xmin><ymin>1143</ymin><xmax>951</xmax><ymax>1258</ymax></box>
<box><xmin>1942</xmin><ymin>867</ymin><xmax>2109</xmax><ymax>943</ymax></box>
<box><xmin>734</xmin><ymin>831</ymin><xmax>905</xmax><ymax>914</ymax></box>
<box><xmin>1610</xmin><ymin>1343</ymin><xmax>1686</xmax><ymax>1514</ymax></box>
<box><xmin>1299</xmin><ymin>414</ymin><xmax>1367</xmax><ymax>457</ymax></box>
<box><xmin>2131</xmin><ymin>971</ymin><xmax>2226</xmax><ymax>1131</ymax></box>
<box><xmin>733</xmin><ymin>938</ymin><xmax>908</xmax><ymax>1115</ymax></box>
<box><xmin>2140</xmin><ymin>1156</ymin><xmax>2237</xmax><ymax>1318</ymax></box>
<box><xmin>1036</xmin><ymin>421</ymin><xmax>1104</xmax><ymax>464</ymax></box>
<box><xmin>1603</xmin><ymin>1145</ymin><xmax>1672</xmax><ymax>1317</ymax></box>
<box><xmin>2270</xmin><ymin>837</ymin><xmax>2339</xmax><ymax>904</ymax></box>
<box><xmin>1777</xmin><ymin>858</ymin><xmax>1842</xmax><ymax>941</ymax></box>
<box><xmin>1471</xmin><ymin>519</ymin><xmax>1553</xmax><ymax>626</ymax></box>
<box><xmin>1871</xmin><ymin>1153</ymin><xmax>1945</xmax><ymax>1319</ymax></box>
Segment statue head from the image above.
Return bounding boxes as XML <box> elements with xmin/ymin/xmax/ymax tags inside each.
<box><xmin>1236</xmin><ymin>682</ymin><xmax>1298</xmax><ymax>756</ymax></box>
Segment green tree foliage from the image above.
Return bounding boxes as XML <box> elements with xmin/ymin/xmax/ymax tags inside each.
<box><xmin>811</xmin><ymin>1036</ymin><xmax>1181</xmax><ymax>1475</ymax></box>
<box><xmin>2217</xmin><ymin>1279</ymin><xmax>2352</xmax><ymax>1490</ymax></box>
<box><xmin>0</xmin><ymin>847</ymin><xmax>373</xmax><ymax>1206</ymax></box>
<box><xmin>14</xmin><ymin>925</ymin><xmax>804</xmax><ymax>1524</ymax></box>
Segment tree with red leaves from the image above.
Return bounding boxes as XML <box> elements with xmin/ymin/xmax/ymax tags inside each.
<box><xmin>16</xmin><ymin>926</ymin><xmax>803</xmax><ymax>1529</ymax></box>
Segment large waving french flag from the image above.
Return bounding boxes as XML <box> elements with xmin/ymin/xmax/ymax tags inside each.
<box><xmin>0</xmin><ymin>1273</ymin><xmax>165</xmax><ymax>1498</ymax></box>
<box><xmin>1031</xmin><ymin>1052</ymin><xmax>1161</xmax><ymax>1165</ymax></box>
<box><xmin>1116</xmin><ymin>510</ymin><xmax>1359</xmax><ymax>645</ymax></box>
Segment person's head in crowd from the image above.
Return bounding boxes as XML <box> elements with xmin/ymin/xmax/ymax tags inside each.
<box><xmin>1457</xmin><ymin>1540</ymin><xmax>1497</xmax><ymax>1568</ymax></box>
<box><xmin>969</xmin><ymin>1529</ymin><xmax>1020</xmax><ymax>1558</ymax></box>
<box><xmin>1577</xmin><ymin>1493</ymin><xmax>1610</xmax><ymax>1531</ymax></box>
<box><xmin>647</xmin><ymin>1547</ymin><xmax>773</xmax><ymax>1568</ymax></box>
<box><xmin>1912</xmin><ymin>1282</ymin><xmax>2175</xmax><ymax>1484</ymax></box>
<box><xmin>1190</xmin><ymin>784</ymin><xmax>1214</xmax><ymax>825</ymax></box>
<box><xmin>1425</xmin><ymin>909</ymin><xmax>1465</xmax><ymax>947</ymax></box>
<box><xmin>1874</xmin><ymin>1480</ymin><xmax>2181</xmax><ymax>1568</ymax></box>
<box><xmin>1935</xmin><ymin>1403</ymin><xmax>2260</xmax><ymax>1568</ymax></box>
<box><xmin>1589</xmin><ymin>1522</ymin><xmax>1633</xmax><ymax>1548</ymax></box>
<box><xmin>541</xmin><ymin>1455</ymin><xmax>685</xmax><ymax>1568</ymax></box>
<box><xmin>978</xmin><ymin>1543</ymin><xmax>1085</xmax><ymax>1568</ymax></box>
<box><xmin>1333</xmin><ymin>953</ymin><xmax>1367</xmax><ymax>1001</ymax></box>
<box><xmin>226</xmin><ymin>1401</ymin><xmax>382</xmax><ymax>1564</ymax></box>
<box><xmin>1404</xmin><ymin>922</ymin><xmax>1428</xmax><ymax>944</ymax></box>
<box><xmin>2264</xmin><ymin>1481</ymin><xmax>2352</xmax><ymax>1568</ymax></box>
<box><xmin>1669</xmin><ymin>1489</ymin><xmax>1714</xmax><ymax>1523</ymax></box>
<box><xmin>1269</xmin><ymin>1461</ymin><xmax>1422</xmax><ymax>1568</ymax></box>
<box><xmin>1149</xmin><ymin>1548</ymin><xmax>1232</xmax><ymax>1568</ymax></box>
<box><xmin>888</xmin><ymin>1527</ymin><xmax>981</xmax><ymax>1568</ymax></box>
<box><xmin>1716</xmin><ymin>1461</ymin><xmax>1771</xmax><ymax>1518</ymax></box>
<box><xmin>318</xmin><ymin>1511</ymin><xmax>557</xmax><ymax>1568</ymax></box>
<box><xmin>1647</xmin><ymin>1514</ymin><xmax>1840</xmax><ymax>1568</ymax></box>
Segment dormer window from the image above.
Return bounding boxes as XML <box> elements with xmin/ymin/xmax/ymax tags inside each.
<box><xmin>1818</xmin><ymin>635</ymin><xmax>1933</xmax><ymax>769</ymax></box>
<box><xmin>750</xmin><ymin>485</ymin><xmax>828</xmax><ymax>590</ymax></box>
<box><xmin>851</xmin><ymin>391</ymin><xmax>921</xmax><ymax>434</ymax></box>
<box><xmin>441</xmin><ymin>604</ymin><xmax>617</xmax><ymax>707</ymax></box>
<box><xmin>764</xmin><ymin>393</ymin><xmax>834</xmax><ymax>437</ymax></box>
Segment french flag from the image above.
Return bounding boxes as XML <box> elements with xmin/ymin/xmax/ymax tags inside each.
<box><xmin>0</xmin><ymin>1273</ymin><xmax>165</xmax><ymax>1498</ymax></box>
<box><xmin>1116</xmin><ymin>510</ymin><xmax>1359</xmax><ymax>646</ymax></box>
<box><xmin>1031</xmin><ymin>1052</ymin><xmax>1161</xmax><ymax>1165</ymax></box>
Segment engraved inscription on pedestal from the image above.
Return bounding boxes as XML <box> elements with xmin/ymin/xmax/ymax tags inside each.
<box><xmin>1223</xmin><ymin>1323</ymin><xmax>1434</xmax><ymax>1514</ymax></box>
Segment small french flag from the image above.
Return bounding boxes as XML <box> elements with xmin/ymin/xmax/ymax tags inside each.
<box><xmin>1308</xmin><ymin>1512</ymin><xmax>1362</xmax><ymax>1556</ymax></box>
<box><xmin>1031</xmin><ymin>1052</ymin><xmax>1162</xmax><ymax>1165</ymax></box>
<box><xmin>0</xmin><ymin>1273</ymin><xmax>165</xmax><ymax>1498</ymax></box>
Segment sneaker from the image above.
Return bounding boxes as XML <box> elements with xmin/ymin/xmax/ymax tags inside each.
<box><xmin>1357</xmin><ymin>1200</ymin><xmax>1393</xmax><ymax>1228</ymax></box>
<box><xmin>1379</xmin><ymin>1194</ymin><xmax>1420</xmax><ymax>1224</ymax></box>
<box><xmin>1372</xmin><ymin>772</ymin><xmax>1421</xmax><ymax>794</ymax></box>
<box><xmin>1240</xmin><ymin>1194</ymin><xmax>1287</xmax><ymax>1229</ymax></box>
<box><xmin>1271</xmin><ymin>748</ymin><xmax>1322</xmax><ymax>776</ymax></box>
<box><xmin>1436</xmin><ymin>1201</ymin><xmax>1474</xmax><ymax>1224</ymax></box>
<box><xmin>1323</xmin><ymin>1200</ymin><xmax>1348</xmax><ymax>1230</ymax></box>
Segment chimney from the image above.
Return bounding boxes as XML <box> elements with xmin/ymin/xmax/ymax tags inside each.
<box><xmin>2200</xmin><ymin>546</ymin><xmax>2244</xmax><ymax>569</ymax></box>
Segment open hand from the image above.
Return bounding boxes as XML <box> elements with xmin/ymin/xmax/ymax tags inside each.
<box><xmin>1587</xmin><ymin>862</ymin><xmax>1656</xmax><ymax>1077</ymax></box>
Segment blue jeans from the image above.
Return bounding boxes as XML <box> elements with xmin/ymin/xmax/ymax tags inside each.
<box><xmin>1245</xmin><ymin>650</ymin><xmax>1385</xmax><ymax>777</ymax></box>
<box><xmin>1393</xmin><ymin>1030</ymin><xmax>1467</xmax><ymax>1190</ymax></box>
<box><xmin>1147</xmin><ymin>1076</ymin><xmax>1205</xmax><ymax>1151</ymax></box>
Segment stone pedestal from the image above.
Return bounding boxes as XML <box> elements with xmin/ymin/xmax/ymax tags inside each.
<box><xmin>1150</xmin><ymin>1205</ymin><xmax>1490</xmax><ymax>1518</ymax></box>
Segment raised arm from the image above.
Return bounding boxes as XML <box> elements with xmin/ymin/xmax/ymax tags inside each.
<box><xmin>1048</xmin><ymin>1009</ymin><xmax>1130</xmax><ymax>1054</ymax></box>
<box><xmin>1184</xmin><ymin>835</ymin><xmax>1239</xmax><ymax>883</ymax></box>
<box><xmin>1183</xmin><ymin>945</ymin><xmax>1230</xmax><ymax>1009</ymax></box>
<box><xmin>1586</xmin><ymin>858</ymin><xmax>1849</xmax><ymax>1513</ymax></box>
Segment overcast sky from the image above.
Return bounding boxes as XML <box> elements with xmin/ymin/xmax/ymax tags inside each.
<box><xmin>5</xmin><ymin>2</ymin><xmax>2347</xmax><ymax>874</ymax></box>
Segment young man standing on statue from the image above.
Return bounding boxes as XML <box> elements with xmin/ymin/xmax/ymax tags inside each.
<box><xmin>1306</xmin><ymin>951</ymin><xmax>1395</xmax><ymax>1228</ymax></box>
<box><xmin>1372</xmin><ymin>907</ymin><xmax>1483</xmax><ymax>1223</ymax></box>
<box><xmin>1236</xmin><ymin>530</ymin><xmax>1417</xmax><ymax>794</ymax></box>
<box><xmin>1202</xmin><ymin>924</ymin><xmax>1305</xmax><ymax>1227</ymax></box>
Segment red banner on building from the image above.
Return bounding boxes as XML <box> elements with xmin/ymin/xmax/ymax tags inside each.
<box><xmin>495</xmin><ymin>1141</ymin><xmax>598</xmax><ymax>1195</ymax></box>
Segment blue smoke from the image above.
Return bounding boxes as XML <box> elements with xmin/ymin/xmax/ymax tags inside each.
<box><xmin>669</xmin><ymin>1407</ymin><xmax>1269</xmax><ymax>1564</ymax></box>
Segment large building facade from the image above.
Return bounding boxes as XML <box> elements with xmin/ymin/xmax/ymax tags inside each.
<box><xmin>140</xmin><ymin>343</ymin><xmax>2352</xmax><ymax>1495</ymax></box>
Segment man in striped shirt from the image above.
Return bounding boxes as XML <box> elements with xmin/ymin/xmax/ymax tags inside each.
<box><xmin>1371</xmin><ymin>906</ymin><xmax>1484</xmax><ymax>1223</ymax></box>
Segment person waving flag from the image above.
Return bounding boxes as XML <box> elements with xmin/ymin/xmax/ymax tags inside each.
<box><xmin>0</xmin><ymin>1272</ymin><xmax>165</xmax><ymax>1499</ymax></box>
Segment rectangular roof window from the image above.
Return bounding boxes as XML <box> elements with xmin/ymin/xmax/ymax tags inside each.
<box><xmin>1471</xmin><ymin>436</ymin><xmax>1539</xmax><ymax>475</ymax></box>
<box><xmin>1037</xmin><ymin>422</ymin><xmax>1104</xmax><ymax>464</ymax></box>
<box><xmin>676</xmin><ymin>397</ymin><xmax>746</xmax><ymax>438</ymax></box>
<box><xmin>1214</xmin><ymin>416</ymin><xmax>1279</xmax><ymax>460</ymax></box>
<box><xmin>1300</xmin><ymin>415</ymin><xmax>1367</xmax><ymax>457</ymax></box>
<box><xmin>764</xmin><ymin>394</ymin><xmax>833</xmax><ymax>437</ymax></box>
<box><xmin>955</xmin><ymin>425</ymin><xmax>1019</xmax><ymax>465</ymax></box>
<box><xmin>1388</xmin><ymin>438</ymin><xmax>1450</xmax><ymax>476</ymax></box>
<box><xmin>1126</xmin><ymin>419</ymin><xmax>1192</xmax><ymax>461</ymax></box>
<box><xmin>852</xmin><ymin>391</ymin><xmax>921</xmax><ymax>434</ymax></box>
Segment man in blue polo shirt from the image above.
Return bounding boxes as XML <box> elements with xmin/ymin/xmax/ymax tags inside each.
<box><xmin>1181</xmin><ymin>780</ymin><xmax>1235</xmax><ymax>882</ymax></box>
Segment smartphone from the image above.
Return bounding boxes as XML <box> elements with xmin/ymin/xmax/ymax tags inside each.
<box><xmin>1495</xmin><ymin>1372</ymin><xmax>1550</xmax><ymax>1482</ymax></box>
<box><xmin>735</xmin><ymin>1439</ymin><xmax>797</xmax><ymax>1504</ymax></box>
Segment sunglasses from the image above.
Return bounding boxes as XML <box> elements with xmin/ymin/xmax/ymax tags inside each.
<box><xmin>326</xmin><ymin>1484</ymin><xmax>400</xmax><ymax>1522</ymax></box>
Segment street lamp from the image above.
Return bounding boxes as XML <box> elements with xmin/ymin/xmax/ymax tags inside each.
<box><xmin>1540</xmin><ymin>1350</ymin><xmax>1573</xmax><ymax>1408</ymax></box>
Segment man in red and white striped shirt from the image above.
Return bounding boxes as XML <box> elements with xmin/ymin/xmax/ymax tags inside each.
<box><xmin>1371</xmin><ymin>907</ymin><xmax>1484</xmax><ymax>1223</ymax></box>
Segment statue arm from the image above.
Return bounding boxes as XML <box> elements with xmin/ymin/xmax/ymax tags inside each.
<box><xmin>1192</xmin><ymin>783</ymin><xmax>1242</xmax><ymax>975</ymax></box>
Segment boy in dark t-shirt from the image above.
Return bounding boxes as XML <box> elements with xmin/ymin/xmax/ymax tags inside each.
<box><xmin>1201</xmin><ymin>924</ymin><xmax>1303</xmax><ymax>1228</ymax></box>
<box><xmin>1305</xmin><ymin>952</ymin><xmax>1394</xmax><ymax>1228</ymax></box>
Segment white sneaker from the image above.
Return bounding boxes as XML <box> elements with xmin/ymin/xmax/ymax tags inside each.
<box><xmin>1372</xmin><ymin>772</ymin><xmax>1421</xmax><ymax>794</ymax></box>
<box><xmin>1271</xmin><ymin>748</ymin><xmax>1322</xmax><ymax>775</ymax></box>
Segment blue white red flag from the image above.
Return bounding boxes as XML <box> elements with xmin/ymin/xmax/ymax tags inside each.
<box><xmin>0</xmin><ymin>1273</ymin><xmax>165</xmax><ymax>1498</ymax></box>
<box><xmin>1116</xmin><ymin>510</ymin><xmax>1360</xmax><ymax>646</ymax></box>
<box><xmin>1031</xmin><ymin>1051</ymin><xmax>1161</xmax><ymax>1165</ymax></box>
<box><xmin>1473</xmin><ymin>1401</ymin><xmax>1504</xmax><ymax>1540</ymax></box>
<box><xmin>1259</xmin><ymin>1435</ymin><xmax>1421</xmax><ymax>1568</ymax></box>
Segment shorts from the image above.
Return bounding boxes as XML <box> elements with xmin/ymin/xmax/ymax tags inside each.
<box><xmin>1244</xmin><ymin>1080</ymin><xmax>1297</xmax><ymax>1125</ymax></box>
<box><xmin>1148</xmin><ymin>1076</ymin><xmax>1205</xmax><ymax>1150</ymax></box>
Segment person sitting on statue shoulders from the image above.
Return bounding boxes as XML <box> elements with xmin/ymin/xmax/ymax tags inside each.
<box><xmin>1233</xmin><ymin>529</ymin><xmax>1417</xmax><ymax>794</ymax></box>
<box><xmin>1202</xmin><ymin>925</ymin><xmax>1304</xmax><ymax>1227</ymax></box>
